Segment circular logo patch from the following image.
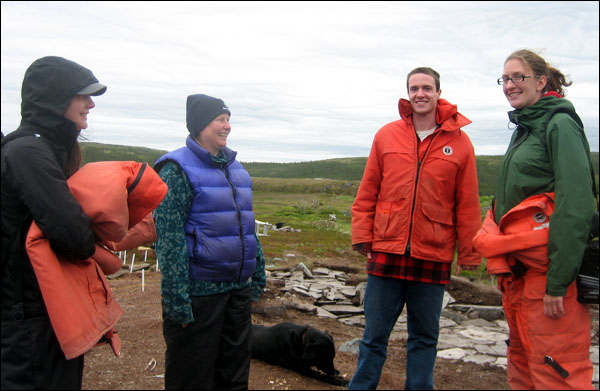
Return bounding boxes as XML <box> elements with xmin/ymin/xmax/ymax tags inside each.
<box><xmin>532</xmin><ymin>212</ymin><xmax>547</xmax><ymax>223</ymax></box>
<box><xmin>443</xmin><ymin>146</ymin><xmax>453</xmax><ymax>156</ymax></box>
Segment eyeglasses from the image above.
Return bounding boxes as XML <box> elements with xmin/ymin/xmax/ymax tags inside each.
<box><xmin>497</xmin><ymin>75</ymin><xmax>534</xmax><ymax>85</ymax></box>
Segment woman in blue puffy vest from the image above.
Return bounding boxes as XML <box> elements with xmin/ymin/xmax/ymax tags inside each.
<box><xmin>154</xmin><ymin>94</ymin><xmax>266</xmax><ymax>390</ymax></box>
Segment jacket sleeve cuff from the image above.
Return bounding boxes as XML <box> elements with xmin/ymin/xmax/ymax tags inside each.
<box><xmin>353</xmin><ymin>242</ymin><xmax>372</xmax><ymax>252</ymax></box>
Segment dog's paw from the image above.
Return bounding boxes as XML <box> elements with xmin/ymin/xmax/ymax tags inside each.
<box><xmin>327</xmin><ymin>374</ymin><xmax>349</xmax><ymax>387</ymax></box>
<box><xmin>310</xmin><ymin>369</ymin><xmax>349</xmax><ymax>386</ymax></box>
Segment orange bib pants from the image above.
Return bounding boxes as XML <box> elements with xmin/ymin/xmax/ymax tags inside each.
<box><xmin>499</xmin><ymin>271</ymin><xmax>593</xmax><ymax>390</ymax></box>
<box><xmin>474</xmin><ymin>193</ymin><xmax>594</xmax><ymax>389</ymax></box>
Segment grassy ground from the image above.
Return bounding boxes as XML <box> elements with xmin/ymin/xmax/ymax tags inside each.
<box><xmin>252</xmin><ymin>177</ymin><xmax>496</xmax><ymax>286</ymax></box>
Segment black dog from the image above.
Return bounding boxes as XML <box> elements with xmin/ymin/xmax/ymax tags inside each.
<box><xmin>251</xmin><ymin>322</ymin><xmax>348</xmax><ymax>386</ymax></box>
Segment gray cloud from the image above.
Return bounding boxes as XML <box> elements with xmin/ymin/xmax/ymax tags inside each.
<box><xmin>2</xmin><ymin>1</ymin><xmax>598</xmax><ymax>162</ymax></box>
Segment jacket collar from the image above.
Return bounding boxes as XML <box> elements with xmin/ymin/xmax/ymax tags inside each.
<box><xmin>507</xmin><ymin>95</ymin><xmax>575</xmax><ymax>127</ymax></box>
<box><xmin>398</xmin><ymin>98</ymin><xmax>471</xmax><ymax>131</ymax></box>
<box><xmin>185</xmin><ymin>135</ymin><xmax>237</xmax><ymax>166</ymax></box>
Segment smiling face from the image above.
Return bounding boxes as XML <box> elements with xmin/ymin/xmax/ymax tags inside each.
<box><xmin>502</xmin><ymin>58</ymin><xmax>547</xmax><ymax>109</ymax></box>
<box><xmin>64</xmin><ymin>94</ymin><xmax>95</xmax><ymax>130</ymax></box>
<box><xmin>407</xmin><ymin>73</ymin><xmax>441</xmax><ymax>117</ymax></box>
<box><xmin>196</xmin><ymin>113</ymin><xmax>231</xmax><ymax>155</ymax></box>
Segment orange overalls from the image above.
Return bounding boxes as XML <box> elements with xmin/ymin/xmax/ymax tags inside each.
<box><xmin>473</xmin><ymin>193</ymin><xmax>593</xmax><ymax>390</ymax></box>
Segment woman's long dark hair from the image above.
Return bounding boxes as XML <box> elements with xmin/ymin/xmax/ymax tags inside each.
<box><xmin>66</xmin><ymin>141</ymin><xmax>83</xmax><ymax>177</ymax></box>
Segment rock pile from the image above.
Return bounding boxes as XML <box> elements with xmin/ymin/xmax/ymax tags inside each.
<box><xmin>261</xmin><ymin>263</ymin><xmax>599</xmax><ymax>383</ymax></box>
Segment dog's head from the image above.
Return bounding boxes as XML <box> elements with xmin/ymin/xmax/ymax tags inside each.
<box><xmin>301</xmin><ymin>328</ymin><xmax>337</xmax><ymax>376</ymax></box>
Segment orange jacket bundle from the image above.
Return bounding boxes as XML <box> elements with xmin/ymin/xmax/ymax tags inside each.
<box><xmin>25</xmin><ymin>161</ymin><xmax>167</xmax><ymax>360</ymax></box>
<box><xmin>473</xmin><ymin>193</ymin><xmax>555</xmax><ymax>275</ymax></box>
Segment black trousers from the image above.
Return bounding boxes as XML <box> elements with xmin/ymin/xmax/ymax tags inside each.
<box><xmin>1</xmin><ymin>314</ymin><xmax>84</xmax><ymax>390</ymax></box>
<box><xmin>163</xmin><ymin>286</ymin><xmax>252</xmax><ymax>390</ymax></box>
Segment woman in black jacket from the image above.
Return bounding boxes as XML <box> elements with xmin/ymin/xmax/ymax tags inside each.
<box><xmin>1</xmin><ymin>56</ymin><xmax>106</xmax><ymax>390</ymax></box>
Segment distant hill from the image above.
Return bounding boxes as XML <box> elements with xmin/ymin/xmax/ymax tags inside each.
<box><xmin>80</xmin><ymin>142</ymin><xmax>167</xmax><ymax>166</ymax></box>
<box><xmin>80</xmin><ymin>142</ymin><xmax>599</xmax><ymax>196</ymax></box>
<box><xmin>242</xmin><ymin>158</ymin><xmax>368</xmax><ymax>181</ymax></box>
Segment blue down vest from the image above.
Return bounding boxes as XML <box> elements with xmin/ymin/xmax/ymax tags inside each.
<box><xmin>155</xmin><ymin>136</ymin><xmax>257</xmax><ymax>282</ymax></box>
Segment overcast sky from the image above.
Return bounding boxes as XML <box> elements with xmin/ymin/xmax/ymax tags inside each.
<box><xmin>1</xmin><ymin>1</ymin><xmax>598</xmax><ymax>162</ymax></box>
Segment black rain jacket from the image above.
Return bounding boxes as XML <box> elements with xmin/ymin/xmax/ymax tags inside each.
<box><xmin>1</xmin><ymin>56</ymin><xmax>99</xmax><ymax>318</ymax></box>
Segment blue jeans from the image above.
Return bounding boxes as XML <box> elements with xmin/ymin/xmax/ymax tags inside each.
<box><xmin>348</xmin><ymin>274</ymin><xmax>445</xmax><ymax>390</ymax></box>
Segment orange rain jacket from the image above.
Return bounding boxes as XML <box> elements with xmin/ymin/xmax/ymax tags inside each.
<box><xmin>473</xmin><ymin>193</ymin><xmax>555</xmax><ymax>275</ymax></box>
<box><xmin>25</xmin><ymin>161</ymin><xmax>168</xmax><ymax>360</ymax></box>
<box><xmin>352</xmin><ymin>98</ymin><xmax>481</xmax><ymax>265</ymax></box>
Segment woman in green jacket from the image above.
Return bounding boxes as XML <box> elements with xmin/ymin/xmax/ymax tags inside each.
<box><xmin>494</xmin><ymin>49</ymin><xmax>595</xmax><ymax>389</ymax></box>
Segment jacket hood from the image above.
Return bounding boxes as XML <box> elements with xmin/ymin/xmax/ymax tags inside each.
<box><xmin>507</xmin><ymin>95</ymin><xmax>575</xmax><ymax>127</ymax></box>
<box><xmin>398</xmin><ymin>98</ymin><xmax>471</xmax><ymax>131</ymax></box>
<box><xmin>17</xmin><ymin>56</ymin><xmax>104</xmax><ymax>145</ymax></box>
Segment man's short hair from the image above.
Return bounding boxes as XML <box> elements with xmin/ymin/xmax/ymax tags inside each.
<box><xmin>406</xmin><ymin>67</ymin><xmax>440</xmax><ymax>92</ymax></box>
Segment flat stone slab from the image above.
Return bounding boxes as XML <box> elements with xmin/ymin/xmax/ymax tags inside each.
<box><xmin>458</xmin><ymin>325</ymin><xmax>508</xmax><ymax>343</ymax></box>
<box><xmin>439</xmin><ymin>317</ymin><xmax>458</xmax><ymax>328</ymax></box>
<box><xmin>590</xmin><ymin>345</ymin><xmax>599</xmax><ymax>365</ymax></box>
<box><xmin>450</xmin><ymin>304</ymin><xmax>504</xmax><ymax>322</ymax></box>
<box><xmin>281</xmin><ymin>299</ymin><xmax>317</xmax><ymax>314</ymax></box>
<box><xmin>438</xmin><ymin>332</ymin><xmax>475</xmax><ymax>349</ymax></box>
<box><xmin>107</xmin><ymin>269</ymin><xmax>128</xmax><ymax>279</ymax></box>
<box><xmin>338</xmin><ymin>315</ymin><xmax>364</xmax><ymax>327</ymax></box>
<box><xmin>464</xmin><ymin>353</ymin><xmax>496</xmax><ymax>365</ymax></box>
<box><xmin>493</xmin><ymin>357</ymin><xmax>507</xmax><ymax>369</ymax></box>
<box><xmin>320</xmin><ymin>304</ymin><xmax>364</xmax><ymax>315</ymax></box>
<box><xmin>437</xmin><ymin>348</ymin><xmax>474</xmax><ymax>360</ymax></box>
<box><xmin>338</xmin><ymin>338</ymin><xmax>361</xmax><ymax>354</ymax></box>
<box><xmin>473</xmin><ymin>341</ymin><xmax>507</xmax><ymax>357</ymax></box>
<box><xmin>316</xmin><ymin>306</ymin><xmax>337</xmax><ymax>318</ymax></box>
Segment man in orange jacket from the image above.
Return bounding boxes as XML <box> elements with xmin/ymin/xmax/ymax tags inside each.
<box><xmin>348</xmin><ymin>67</ymin><xmax>482</xmax><ymax>390</ymax></box>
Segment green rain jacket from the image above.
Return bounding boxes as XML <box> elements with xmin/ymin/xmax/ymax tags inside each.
<box><xmin>495</xmin><ymin>95</ymin><xmax>595</xmax><ymax>296</ymax></box>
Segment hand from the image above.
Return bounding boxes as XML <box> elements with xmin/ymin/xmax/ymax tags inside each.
<box><xmin>353</xmin><ymin>243</ymin><xmax>372</xmax><ymax>259</ymax></box>
<box><xmin>359</xmin><ymin>249</ymin><xmax>372</xmax><ymax>260</ymax></box>
<box><xmin>456</xmin><ymin>264</ymin><xmax>477</xmax><ymax>274</ymax></box>
<box><xmin>543</xmin><ymin>294</ymin><xmax>565</xmax><ymax>318</ymax></box>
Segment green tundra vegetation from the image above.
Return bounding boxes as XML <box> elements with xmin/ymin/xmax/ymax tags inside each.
<box><xmin>81</xmin><ymin>142</ymin><xmax>599</xmax><ymax>284</ymax></box>
<box><xmin>81</xmin><ymin>142</ymin><xmax>599</xmax><ymax>198</ymax></box>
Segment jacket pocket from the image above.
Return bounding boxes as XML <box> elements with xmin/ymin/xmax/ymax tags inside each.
<box><xmin>187</xmin><ymin>227</ymin><xmax>205</xmax><ymax>262</ymax></box>
<box><xmin>522</xmin><ymin>272</ymin><xmax>579</xmax><ymax>337</ymax></box>
<box><xmin>522</xmin><ymin>272</ymin><xmax>575</xmax><ymax>300</ymax></box>
<box><xmin>420</xmin><ymin>202</ymin><xmax>455</xmax><ymax>246</ymax></box>
<box><xmin>374</xmin><ymin>201</ymin><xmax>408</xmax><ymax>240</ymax></box>
<box><xmin>89</xmin><ymin>261</ymin><xmax>109</xmax><ymax>314</ymax></box>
